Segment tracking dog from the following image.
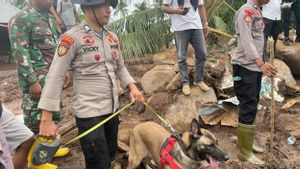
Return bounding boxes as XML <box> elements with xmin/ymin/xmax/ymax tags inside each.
<box><xmin>127</xmin><ymin>119</ymin><xmax>229</xmax><ymax>169</ymax></box>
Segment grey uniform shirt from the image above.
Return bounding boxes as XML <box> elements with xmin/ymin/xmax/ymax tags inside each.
<box><xmin>38</xmin><ymin>20</ymin><xmax>135</xmax><ymax>118</ymax></box>
<box><xmin>232</xmin><ymin>1</ymin><xmax>264</xmax><ymax>72</ymax></box>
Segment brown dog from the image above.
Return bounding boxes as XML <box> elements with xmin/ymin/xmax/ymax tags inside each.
<box><xmin>127</xmin><ymin>119</ymin><xmax>229</xmax><ymax>169</ymax></box>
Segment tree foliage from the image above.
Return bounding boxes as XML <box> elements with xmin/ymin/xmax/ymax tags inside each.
<box><xmin>114</xmin><ymin>0</ymin><xmax>129</xmax><ymax>18</ymax></box>
<box><xmin>108</xmin><ymin>7</ymin><xmax>171</xmax><ymax>58</ymax></box>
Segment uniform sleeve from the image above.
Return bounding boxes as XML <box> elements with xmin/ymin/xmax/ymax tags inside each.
<box><xmin>163</xmin><ymin>0</ymin><xmax>172</xmax><ymax>5</ymax></box>
<box><xmin>10</xmin><ymin>15</ymin><xmax>38</xmax><ymax>86</ymax></box>
<box><xmin>115</xmin><ymin>38</ymin><xmax>135</xmax><ymax>89</ymax></box>
<box><xmin>38</xmin><ymin>34</ymin><xmax>77</xmax><ymax>112</ymax></box>
<box><xmin>237</xmin><ymin>9</ymin><xmax>260</xmax><ymax>61</ymax></box>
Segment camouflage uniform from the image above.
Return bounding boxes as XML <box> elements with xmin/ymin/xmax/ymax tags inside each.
<box><xmin>9</xmin><ymin>3</ymin><xmax>60</xmax><ymax>133</ymax></box>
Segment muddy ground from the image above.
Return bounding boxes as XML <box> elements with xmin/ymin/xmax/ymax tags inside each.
<box><xmin>0</xmin><ymin>56</ymin><xmax>299</xmax><ymax>169</ymax></box>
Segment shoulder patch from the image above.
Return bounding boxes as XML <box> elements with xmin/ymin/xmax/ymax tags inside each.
<box><xmin>244</xmin><ymin>15</ymin><xmax>252</xmax><ymax>23</ymax></box>
<box><xmin>60</xmin><ymin>35</ymin><xmax>75</xmax><ymax>46</ymax></box>
<box><xmin>57</xmin><ymin>43</ymin><xmax>69</xmax><ymax>57</ymax></box>
<box><xmin>107</xmin><ymin>32</ymin><xmax>119</xmax><ymax>45</ymax></box>
<box><xmin>244</xmin><ymin>9</ymin><xmax>254</xmax><ymax>16</ymax></box>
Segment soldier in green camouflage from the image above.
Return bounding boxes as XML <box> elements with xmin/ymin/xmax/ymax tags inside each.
<box><xmin>9</xmin><ymin>0</ymin><xmax>64</xmax><ymax>134</ymax></box>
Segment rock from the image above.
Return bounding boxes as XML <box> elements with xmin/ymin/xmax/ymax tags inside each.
<box><xmin>147</xmin><ymin>92</ymin><xmax>174</xmax><ymax>111</ymax></box>
<box><xmin>166</xmin><ymin>73</ymin><xmax>181</xmax><ymax>91</ymax></box>
<box><xmin>165</xmin><ymin>86</ymin><xmax>217</xmax><ymax>131</ymax></box>
<box><xmin>276</xmin><ymin>41</ymin><xmax>300</xmax><ymax>78</ymax></box>
<box><xmin>273</xmin><ymin>59</ymin><xmax>296</xmax><ymax>86</ymax></box>
<box><xmin>141</xmin><ymin>65</ymin><xmax>176</xmax><ymax>95</ymax></box>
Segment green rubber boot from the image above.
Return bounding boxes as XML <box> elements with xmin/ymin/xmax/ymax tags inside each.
<box><xmin>237</xmin><ymin>123</ymin><xmax>265</xmax><ymax>166</ymax></box>
<box><xmin>253</xmin><ymin>143</ymin><xmax>264</xmax><ymax>153</ymax></box>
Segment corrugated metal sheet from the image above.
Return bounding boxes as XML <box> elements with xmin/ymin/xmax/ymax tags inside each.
<box><xmin>0</xmin><ymin>0</ymin><xmax>19</xmax><ymax>24</ymax></box>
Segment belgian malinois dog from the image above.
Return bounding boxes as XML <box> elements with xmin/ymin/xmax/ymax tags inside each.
<box><xmin>127</xmin><ymin>119</ymin><xmax>229</xmax><ymax>169</ymax></box>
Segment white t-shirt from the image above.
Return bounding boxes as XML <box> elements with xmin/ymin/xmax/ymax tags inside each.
<box><xmin>163</xmin><ymin>0</ymin><xmax>204</xmax><ymax>31</ymax></box>
<box><xmin>262</xmin><ymin>0</ymin><xmax>282</xmax><ymax>20</ymax></box>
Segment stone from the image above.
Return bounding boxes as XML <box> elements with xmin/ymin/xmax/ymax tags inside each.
<box><xmin>141</xmin><ymin>65</ymin><xmax>176</xmax><ymax>95</ymax></box>
<box><xmin>273</xmin><ymin>59</ymin><xmax>296</xmax><ymax>86</ymax></box>
<box><xmin>166</xmin><ymin>73</ymin><xmax>181</xmax><ymax>92</ymax></box>
<box><xmin>165</xmin><ymin>86</ymin><xmax>217</xmax><ymax>131</ymax></box>
<box><xmin>276</xmin><ymin>41</ymin><xmax>300</xmax><ymax>78</ymax></box>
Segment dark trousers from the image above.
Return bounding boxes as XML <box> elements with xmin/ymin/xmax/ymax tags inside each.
<box><xmin>233</xmin><ymin>65</ymin><xmax>262</xmax><ymax>125</ymax></box>
<box><xmin>263</xmin><ymin>18</ymin><xmax>280</xmax><ymax>61</ymax></box>
<box><xmin>76</xmin><ymin>114</ymin><xmax>119</xmax><ymax>169</ymax></box>
<box><xmin>282</xmin><ymin>4</ymin><xmax>300</xmax><ymax>39</ymax></box>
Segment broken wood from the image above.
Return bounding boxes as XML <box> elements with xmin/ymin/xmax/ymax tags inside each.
<box><xmin>281</xmin><ymin>97</ymin><xmax>300</xmax><ymax>110</ymax></box>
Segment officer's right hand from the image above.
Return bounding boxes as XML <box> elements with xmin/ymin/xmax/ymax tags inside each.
<box><xmin>39</xmin><ymin>119</ymin><xmax>57</xmax><ymax>140</ymax></box>
<box><xmin>176</xmin><ymin>7</ymin><xmax>189</xmax><ymax>15</ymax></box>
<box><xmin>29</xmin><ymin>81</ymin><xmax>42</xmax><ymax>99</ymax></box>
<box><xmin>260</xmin><ymin>62</ymin><xmax>277</xmax><ymax>77</ymax></box>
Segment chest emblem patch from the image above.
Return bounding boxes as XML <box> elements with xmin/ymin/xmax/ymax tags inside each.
<box><xmin>83</xmin><ymin>35</ymin><xmax>95</xmax><ymax>45</ymax></box>
<box><xmin>94</xmin><ymin>54</ymin><xmax>101</xmax><ymax>62</ymax></box>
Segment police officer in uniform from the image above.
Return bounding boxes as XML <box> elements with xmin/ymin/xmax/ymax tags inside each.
<box><xmin>37</xmin><ymin>0</ymin><xmax>144</xmax><ymax>168</ymax></box>
<box><xmin>233</xmin><ymin>0</ymin><xmax>277</xmax><ymax>166</ymax></box>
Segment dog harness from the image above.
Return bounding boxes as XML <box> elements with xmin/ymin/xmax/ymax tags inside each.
<box><xmin>160</xmin><ymin>136</ymin><xmax>182</xmax><ymax>169</ymax></box>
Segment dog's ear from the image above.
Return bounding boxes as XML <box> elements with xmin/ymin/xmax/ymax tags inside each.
<box><xmin>190</xmin><ymin>118</ymin><xmax>200</xmax><ymax>137</ymax></box>
<box><xmin>198</xmin><ymin>116</ymin><xmax>207</xmax><ymax>129</ymax></box>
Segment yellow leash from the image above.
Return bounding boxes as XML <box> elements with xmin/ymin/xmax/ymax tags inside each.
<box><xmin>62</xmin><ymin>101</ymin><xmax>178</xmax><ymax>147</ymax></box>
<box><xmin>143</xmin><ymin>102</ymin><xmax>179</xmax><ymax>136</ymax></box>
<box><xmin>62</xmin><ymin>101</ymin><xmax>134</xmax><ymax>147</ymax></box>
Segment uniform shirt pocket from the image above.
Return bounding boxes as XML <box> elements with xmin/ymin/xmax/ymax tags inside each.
<box><xmin>252</xmin><ymin>17</ymin><xmax>264</xmax><ymax>38</ymax></box>
<box><xmin>81</xmin><ymin>53</ymin><xmax>104</xmax><ymax>75</ymax></box>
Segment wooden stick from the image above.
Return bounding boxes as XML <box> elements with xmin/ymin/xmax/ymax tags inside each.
<box><xmin>268</xmin><ymin>37</ymin><xmax>275</xmax><ymax>160</ymax></box>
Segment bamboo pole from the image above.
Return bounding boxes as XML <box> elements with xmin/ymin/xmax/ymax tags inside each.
<box><xmin>268</xmin><ymin>37</ymin><xmax>275</xmax><ymax>160</ymax></box>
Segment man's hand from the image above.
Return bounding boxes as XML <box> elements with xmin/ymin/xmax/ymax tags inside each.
<box><xmin>176</xmin><ymin>7</ymin><xmax>189</xmax><ymax>15</ymax></box>
<box><xmin>29</xmin><ymin>81</ymin><xmax>42</xmax><ymax>99</ymax></box>
<box><xmin>39</xmin><ymin>120</ymin><xmax>57</xmax><ymax>140</ymax></box>
<box><xmin>259</xmin><ymin>62</ymin><xmax>277</xmax><ymax>77</ymax></box>
<box><xmin>39</xmin><ymin>110</ymin><xmax>57</xmax><ymax>140</ymax></box>
<box><xmin>281</xmin><ymin>2</ymin><xmax>292</xmax><ymax>9</ymax></box>
<box><xmin>203</xmin><ymin>23</ymin><xmax>210</xmax><ymax>38</ymax></box>
<box><xmin>63</xmin><ymin>72</ymin><xmax>71</xmax><ymax>89</ymax></box>
<box><xmin>129</xmin><ymin>83</ymin><xmax>144</xmax><ymax>102</ymax></box>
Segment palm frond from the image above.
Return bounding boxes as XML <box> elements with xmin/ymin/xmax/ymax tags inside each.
<box><xmin>108</xmin><ymin>7</ymin><xmax>171</xmax><ymax>58</ymax></box>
